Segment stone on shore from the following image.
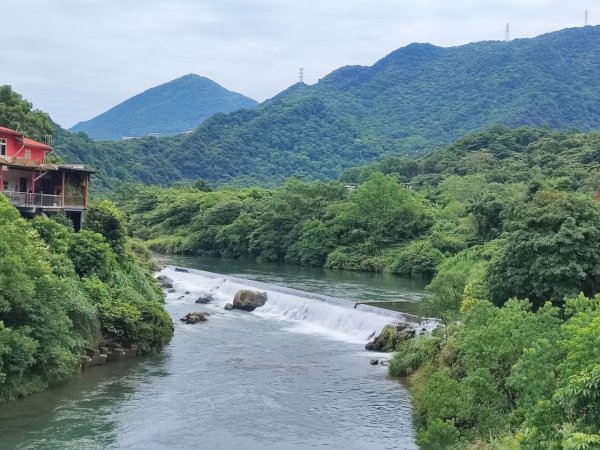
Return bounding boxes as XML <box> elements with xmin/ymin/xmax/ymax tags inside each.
<box><xmin>232</xmin><ymin>290</ymin><xmax>267</xmax><ymax>311</ymax></box>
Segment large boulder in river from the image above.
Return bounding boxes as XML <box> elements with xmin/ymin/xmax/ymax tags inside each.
<box><xmin>365</xmin><ymin>323</ymin><xmax>415</xmax><ymax>352</ymax></box>
<box><xmin>180</xmin><ymin>312</ymin><xmax>210</xmax><ymax>324</ymax></box>
<box><xmin>232</xmin><ymin>290</ymin><xmax>267</xmax><ymax>311</ymax></box>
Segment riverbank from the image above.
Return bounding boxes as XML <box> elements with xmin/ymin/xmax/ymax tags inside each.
<box><xmin>0</xmin><ymin>198</ymin><xmax>172</xmax><ymax>403</ymax></box>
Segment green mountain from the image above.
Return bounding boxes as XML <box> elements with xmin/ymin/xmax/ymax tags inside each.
<box><xmin>50</xmin><ymin>25</ymin><xmax>600</xmax><ymax>189</ymax></box>
<box><xmin>69</xmin><ymin>74</ymin><xmax>258</xmax><ymax>140</ymax></box>
<box><xmin>160</xmin><ymin>25</ymin><xmax>600</xmax><ymax>185</ymax></box>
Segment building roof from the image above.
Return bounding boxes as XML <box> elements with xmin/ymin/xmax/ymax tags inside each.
<box><xmin>0</xmin><ymin>126</ymin><xmax>52</xmax><ymax>150</ymax></box>
<box><xmin>0</xmin><ymin>126</ymin><xmax>23</xmax><ymax>136</ymax></box>
<box><xmin>57</xmin><ymin>164</ymin><xmax>98</xmax><ymax>173</ymax></box>
<box><xmin>23</xmin><ymin>137</ymin><xmax>52</xmax><ymax>150</ymax></box>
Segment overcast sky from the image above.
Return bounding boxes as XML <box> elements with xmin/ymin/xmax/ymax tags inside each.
<box><xmin>1</xmin><ymin>0</ymin><xmax>595</xmax><ymax>128</ymax></box>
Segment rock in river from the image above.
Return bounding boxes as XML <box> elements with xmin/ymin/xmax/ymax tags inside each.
<box><xmin>195</xmin><ymin>294</ymin><xmax>214</xmax><ymax>304</ymax></box>
<box><xmin>180</xmin><ymin>312</ymin><xmax>210</xmax><ymax>324</ymax></box>
<box><xmin>232</xmin><ymin>290</ymin><xmax>267</xmax><ymax>311</ymax></box>
<box><xmin>156</xmin><ymin>275</ymin><xmax>174</xmax><ymax>289</ymax></box>
<box><xmin>365</xmin><ymin>323</ymin><xmax>415</xmax><ymax>352</ymax></box>
<box><xmin>224</xmin><ymin>303</ymin><xmax>234</xmax><ymax>310</ymax></box>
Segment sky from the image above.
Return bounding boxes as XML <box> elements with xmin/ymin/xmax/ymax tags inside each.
<box><xmin>1</xmin><ymin>0</ymin><xmax>595</xmax><ymax>128</ymax></box>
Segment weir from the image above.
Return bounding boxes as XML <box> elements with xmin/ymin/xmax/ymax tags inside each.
<box><xmin>163</xmin><ymin>266</ymin><xmax>436</xmax><ymax>344</ymax></box>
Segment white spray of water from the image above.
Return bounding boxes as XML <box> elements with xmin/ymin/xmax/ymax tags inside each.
<box><xmin>161</xmin><ymin>266</ymin><xmax>434</xmax><ymax>344</ymax></box>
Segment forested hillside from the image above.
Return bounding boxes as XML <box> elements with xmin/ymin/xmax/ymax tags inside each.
<box><xmin>115</xmin><ymin>126</ymin><xmax>600</xmax><ymax>275</ymax></box>
<box><xmin>48</xmin><ymin>25</ymin><xmax>600</xmax><ymax>189</ymax></box>
<box><xmin>160</xmin><ymin>25</ymin><xmax>600</xmax><ymax>184</ymax></box>
<box><xmin>70</xmin><ymin>74</ymin><xmax>257</xmax><ymax>140</ymax></box>
<box><xmin>116</xmin><ymin>125</ymin><xmax>600</xmax><ymax>448</ymax></box>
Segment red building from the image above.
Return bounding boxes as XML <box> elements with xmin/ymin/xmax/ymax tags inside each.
<box><xmin>0</xmin><ymin>125</ymin><xmax>95</xmax><ymax>230</ymax></box>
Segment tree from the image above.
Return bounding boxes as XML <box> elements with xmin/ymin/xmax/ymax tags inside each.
<box><xmin>487</xmin><ymin>191</ymin><xmax>600</xmax><ymax>308</ymax></box>
<box><xmin>334</xmin><ymin>172</ymin><xmax>433</xmax><ymax>250</ymax></box>
<box><xmin>193</xmin><ymin>178</ymin><xmax>212</xmax><ymax>192</ymax></box>
<box><xmin>84</xmin><ymin>200</ymin><xmax>128</xmax><ymax>253</ymax></box>
<box><xmin>67</xmin><ymin>230</ymin><xmax>116</xmax><ymax>280</ymax></box>
<box><xmin>0</xmin><ymin>85</ymin><xmax>53</xmax><ymax>141</ymax></box>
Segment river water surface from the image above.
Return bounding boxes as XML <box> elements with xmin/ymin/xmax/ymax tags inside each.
<box><xmin>0</xmin><ymin>260</ymin><xmax>422</xmax><ymax>449</ymax></box>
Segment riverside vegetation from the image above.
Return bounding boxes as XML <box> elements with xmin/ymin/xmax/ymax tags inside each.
<box><xmin>117</xmin><ymin>126</ymin><xmax>600</xmax><ymax>449</ymax></box>
<box><xmin>0</xmin><ymin>197</ymin><xmax>173</xmax><ymax>402</ymax></box>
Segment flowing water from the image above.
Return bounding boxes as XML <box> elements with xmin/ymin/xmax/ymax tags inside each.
<box><xmin>160</xmin><ymin>255</ymin><xmax>428</xmax><ymax>315</ymax></box>
<box><xmin>0</xmin><ymin>261</ymin><xmax>425</xmax><ymax>450</ymax></box>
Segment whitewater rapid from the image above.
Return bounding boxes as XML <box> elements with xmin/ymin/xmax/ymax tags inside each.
<box><xmin>161</xmin><ymin>265</ymin><xmax>431</xmax><ymax>345</ymax></box>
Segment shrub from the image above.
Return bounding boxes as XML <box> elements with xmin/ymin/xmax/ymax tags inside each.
<box><xmin>386</xmin><ymin>240</ymin><xmax>445</xmax><ymax>278</ymax></box>
<box><xmin>389</xmin><ymin>335</ymin><xmax>441</xmax><ymax>377</ymax></box>
<box><xmin>67</xmin><ymin>230</ymin><xmax>116</xmax><ymax>280</ymax></box>
<box><xmin>416</xmin><ymin>419</ymin><xmax>460</xmax><ymax>450</ymax></box>
<box><xmin>84</xmin><ymin>200</ymin><xmax>127</xmax><ymax>253</ymax></box>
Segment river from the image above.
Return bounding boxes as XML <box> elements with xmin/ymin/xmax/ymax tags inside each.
<box><xmin>0</xmin><ymin>259</ymin><xmax>424</xmax><ymax>449</ymax></box>
<box><xmin>160</xmin><ymin>255</ymin><xmax>427</xmax><ymax>315</ymax></box>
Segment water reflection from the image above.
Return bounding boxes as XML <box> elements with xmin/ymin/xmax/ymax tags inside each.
<box><xmin>0</xmin><ymin>354</ymin><xmax>168</xmax><ymax>450</ymax></box>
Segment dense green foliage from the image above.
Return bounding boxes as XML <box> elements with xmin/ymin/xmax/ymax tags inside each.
<box><xmin>0</xmin><ymin>198</ymin><xmax>172</xmax><ymax>402</ymax></box>
<box><xmin>390</xmin><ymin>294</ymin><xmax>600</xmax><ymax>449</ymax></box>
<box><xmin>118</xmin><ymin>127</ymin><xmax>600</xmax><ymax>282</ymax></box>
<box><xmin>117</xmin><ymin>174</ymin><xmax>439</xmax><ymax>277</ymax></box>
<box><xmin>70</xmin><ymin>74</ymin><xmax>257</xmax><ymax>140</ymax></box>
<box><xmin>51</xmin><ymin>124</ymin><xmax>184</xmax><ymax>193</ymax></box>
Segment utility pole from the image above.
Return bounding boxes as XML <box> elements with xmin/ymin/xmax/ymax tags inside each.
<box><xmin>504</xmin><ymin>23</ymin><xmax>511</xmax><ymax>42</ymax></box>
<box><xmin>585</xmin><ymin>10</ymin><xmax>589</xmax><ymax>26</ymax></box>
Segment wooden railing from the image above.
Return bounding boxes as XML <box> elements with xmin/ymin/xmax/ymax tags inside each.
<box><xmin>2</xmin><ymin>191</ymin><xmax>84</xmax><ymax>208</ymax></box>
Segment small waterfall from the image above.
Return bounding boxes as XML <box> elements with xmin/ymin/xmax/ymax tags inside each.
<box><xmin>162</xmin><ymin>266</ymin><xmax>430</xmax><ymax>344</ymax></box>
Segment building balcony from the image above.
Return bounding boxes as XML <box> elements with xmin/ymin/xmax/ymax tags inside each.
<box><xmin>2</xmin><ymin>191</ymin><xmax>85</xmax><ymax>209</ymax></box>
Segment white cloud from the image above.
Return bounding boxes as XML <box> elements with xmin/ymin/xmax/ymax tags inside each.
<box><xmin>0</xmin><ymin>0</ymin><xmax>594</xmax><ymax>127</ymax></box>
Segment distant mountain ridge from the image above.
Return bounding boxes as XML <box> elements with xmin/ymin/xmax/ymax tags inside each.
<box><xmin>50</xmin><ymin>25</ymin><xmax>600</xmax><ymax>189</ymax></box>
<box><xmin>162</xmin><ymin>26</ymin><xmax>600</xmax><ymax>184</ymax></box>
<box><xmin>70</xmin><ymin>74</ymin><xmax>257</xmax><ymax>140</ymax></box>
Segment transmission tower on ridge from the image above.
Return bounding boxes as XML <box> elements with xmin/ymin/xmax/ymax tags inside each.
<box><xmin>504</xmin><ymin>23</ymin><xmax>511</xmax><ymax>42</ymax></box>
<box><xmin>585</xmin><ymin>10</ymin><xmax>589</xmax><ymax>26</ymax></box>
<box><xmin>298</xmin><ymin>67</ymin><xmax>305</xmax><ymax>97</ymax></box>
